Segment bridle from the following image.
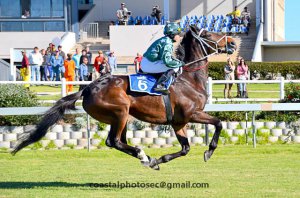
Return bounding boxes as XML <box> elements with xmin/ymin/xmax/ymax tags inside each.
<box><xmin>183</xmin><ymin>28</ymin><xmax>229</xmax><ymax>71</ymax></box>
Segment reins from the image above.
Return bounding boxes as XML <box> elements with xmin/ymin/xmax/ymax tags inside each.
<box><xmin>183</xmin><ymin>61</ymin><xmax>209</xmax><ymax>72</ymax></box>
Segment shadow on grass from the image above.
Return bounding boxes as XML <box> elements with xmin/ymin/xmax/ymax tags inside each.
<box><xmin>0</xmin><ymin>182</ymin><xmax>86</xmax><ymax>189</ymax></box>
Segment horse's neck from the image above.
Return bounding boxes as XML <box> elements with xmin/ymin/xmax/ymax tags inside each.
<box><xmin>178</xmin><ymin>64</ymin><xmax>208</xmax><ymax>92</ymax></box>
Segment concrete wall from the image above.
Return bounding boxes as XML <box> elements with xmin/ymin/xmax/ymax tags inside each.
<box><xmin>263</xmin><ymin>0</ymin><xmax>285</xmax><ymax>41</ymax></box>
<box><xmin>110</xmin><ymin>25</ymin><xmax>164</xmax><ymax>57</ymax></box>
<box><xmin>263</xmin><ymin>46</ymin><xmax>300</xmax><ymax>62</ymax></box>
<box><xmin>275</xmin><ymin>0</ymin><xmax>285</xmax><ymax>41</ymax></box>
<box><xmin>0</xmin><ymin>32</ymin><xmax>65</xmax><ymax>59</ymax></box>
<box><xmin>181</xmin><ymin>0</ymin><xmax>256</xmax><ymax>18</ymax></box>
<box><xmin>0</xmin><ymin>59</ymin><xmax>10</xmax><ymax>81</ymax></box>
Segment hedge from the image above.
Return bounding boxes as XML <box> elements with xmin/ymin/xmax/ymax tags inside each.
<box><xmin>208</xmin><ymin>62</ymin><xmax>300</xmax><ymax>80</ymax></box>
<box><xmin>0</xmin><ymin>85</ymin><xmax>39</xmax><ymax>126</ymax></box>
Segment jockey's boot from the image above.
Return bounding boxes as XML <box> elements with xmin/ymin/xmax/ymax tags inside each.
<box><xmin>153</xmin><ymin>70</ymin><xmax>175</xmax><ymax>94</ymax></box>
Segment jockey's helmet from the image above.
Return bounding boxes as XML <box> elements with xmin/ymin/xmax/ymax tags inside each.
<box><xmin>164</xmin><ymin>22</ymin><xmax>182</xmax><ymax>38</ymax></box>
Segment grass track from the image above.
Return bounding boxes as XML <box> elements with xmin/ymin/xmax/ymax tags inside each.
<box><xmin>0</xmin><ymin>145</ymin><xmax>299</xmax><ymax>197</ymax></box>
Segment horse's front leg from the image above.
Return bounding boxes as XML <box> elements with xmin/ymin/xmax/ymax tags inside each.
<box><xmin>149</xmin><ymin>125</ymin><xmax>190</xmax><ymax>169</ymax></box>
<box><xmin>190</xmin><ymin>111</ymin><xmax>222</xmax><ymax>162</ymax></box>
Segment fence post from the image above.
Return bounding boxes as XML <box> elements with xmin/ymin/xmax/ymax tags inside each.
<box><xmin>205</xmin><ymin>124</ymin><xmax>209</xmax><ymax>146</ymax></box>
<box><xmin>61</xmin><ymin>78</ymin><xmax>67</xmax><ymax>97</ymax></box>
<box><xmin>207</xmin><ymin>77</ymin><xmax>213</xmax><ymax>104</ymax></box>
<box><xmin>280</xmin><ymin>77</ymin><xmax>285</xmax><ymax>100</ymax></box>
<box><xmin>252</xmin><ymin>111</ymin><xmax>256</xmax><ymax>148</ymax></box>
<box><xmin>87</xmin><ymin>114</ymin><xmax>91</xmax><ymax>152</ymax></box>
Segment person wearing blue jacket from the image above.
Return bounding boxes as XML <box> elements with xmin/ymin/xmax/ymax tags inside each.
<box><xmin>50</xmin><ymin>50</ymin><xmax>64</xmax><ymax>81</ymax></box>
<box><xmin>141</xmin><ymin>22</ymin><xmax>184</xmax><ymax>93</ymax></box>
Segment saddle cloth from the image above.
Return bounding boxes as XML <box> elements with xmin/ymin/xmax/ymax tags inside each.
<box><xmin>129</xmin><ymin>74</ymin><xmax>173</xmax><ymax>95</ymax></box>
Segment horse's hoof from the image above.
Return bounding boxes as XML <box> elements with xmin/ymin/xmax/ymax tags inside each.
<box><xmin>149</xmin><ymin>157</ymin><xmax>160</xmax><ymax>171</ymax></box>
<box><xmin>204</xmin><ymin>150</ymin><xmax>211</xmax><ymax>162</ymax></box>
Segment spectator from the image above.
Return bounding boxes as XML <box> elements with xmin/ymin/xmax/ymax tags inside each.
<box><xmin>45</xmin><ymin>47</ymin><xmax>53</xmax><ymax>81</ymax></box>
<box><xmin>100</xmin><ymin>57</ymin><xmax>111</xmax><ymax>76</ymax></box>
<box><xmin>117</xmin><ymin>2</ymin><xmax>130</xmax><ymax>25</ymax></box>
<box><xmin>58</xmin><ymin>45</ymin><xmax>66</xmax><ymax>60</ymax></box>
<box><xmin>224</xmin><ymin>57</ymin><xmax>235</xmax><ymax>98</ymax></box>
<box><xmin>21</xmin><ymin>10</ymin><xmax>30</xmax><ymax>18</ymax></box>
<box><xmin>93</xmin><ymin>50</ymin><xmax>104</xmax><ymax>79</ymax></box>
<box><xmin>241</xmin><ymin>7</ymin><xmax>251</xmax><ymax>21</ymax></box>
<box><xmin>85</xmin><ymin>46</ymin><xmax>92</xmax><ymax>64</ymax></box>
<box><xmin>241</xmin><ymin>7</ymin><xmax>251</xmax><ymax>31</ymax></box>
<box><xmin>64</xmin><ymin>54</ymin><xmax>76</xmax><ymax>94</ymax></box>
<box><xmin>29</xmin><ymin>47</ymin><xmax>43</xmax><ymax>82</ymax></box>
<box><xmin>227</xmin><ymin>6</ymin><xmax>241</xmax><ymax>24</ymax></box>
<box><xmin>79</xmin><ymin>57</ymin><xmax>89</xmax><ymax>81</ymax></box>
<box><xmin>134</xmin><ymin>53</ymin><xmax>143</xmax><ymax>73</ymax></box>
<box><xmin>40</xmin><ymin>49</ymin><xmax>48</xmax><ymax>81</ymax></box>
<box><xmin>151</xmin><ymin>5</ymin><xmax>162</xmax><ymax>24</ymax></box>
<box><xmin>79</xmin><ymin>57</ymin><xmax>89</xmax><ymax>91</ymax></box>
<box><xmin>50</xmin><ymin>50</ymin><xmax>64</xmax><ymax>81</ymax></box>
<box><xmin>108</xmin><ymin>51</ymin><xmax>117</xmax><ymax>74</ymax></box>
<box><xmin>236</xmin><ymin>58</ymin><xmax>249</xmax><ymax>98</ymax></box>
<box><xmin>72</xmin><ymin>48</ymin><xmax>81</xmax><ymax>81</ymax></box>
<box><xmin>80</xmin><ymin>49</ymin><xmax>88</xmax><ymax>65</ymax></box>
<box><xmin>20</xmin><ymin>50</ymin><xmax>30</xmax><ymax>88</ymax></box>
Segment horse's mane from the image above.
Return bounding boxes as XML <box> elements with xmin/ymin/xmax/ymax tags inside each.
<box><xmin>175</xmin><ymin>29</ymin><xmax>193</xmax><ymax>62</ymax></box>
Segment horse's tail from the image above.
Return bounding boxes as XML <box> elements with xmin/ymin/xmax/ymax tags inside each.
<box><xmin>11</xmin><ymin>89</ymin><xmax>84</xmax><ymax>155</ymax></box>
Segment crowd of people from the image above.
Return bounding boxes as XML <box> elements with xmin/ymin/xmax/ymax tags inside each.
<box><xmin>224</xmin><ymin>56</ymin><xmax>250</xmax><ymax>99</ymax></box>
<box><xmin>20</xmin><ymin>44</ymin><xmax>117</xmax><ymax>93</ymax></box>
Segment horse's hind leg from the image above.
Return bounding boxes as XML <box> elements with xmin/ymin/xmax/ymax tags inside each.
<box><xmin>106</xmin><ymin>114</ymin><xmax>151</xmax><ymax>167</ymax></box>
<box><xmin>190</xmin><ymin>111</ymin><xmax>222</xmax><ymax>162</ymax></box>
<box><xmin>149</xmin><ymin>125</ymin><xmax>190</xmax><ymax>169</ymax></box>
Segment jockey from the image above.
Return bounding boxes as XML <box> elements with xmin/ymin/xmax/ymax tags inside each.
<box><xmin>141</xmin><ymin>22</ymin><xmax>184</xmax><ymax>93</ymax></box>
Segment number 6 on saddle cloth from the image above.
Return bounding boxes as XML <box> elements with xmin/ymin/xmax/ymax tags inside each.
<box><xmin>129</xmin><ymin>74</ymin><xmax>173</xmax><ymax>95</ymax></box>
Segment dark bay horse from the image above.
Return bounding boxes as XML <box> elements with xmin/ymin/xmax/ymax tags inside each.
<box><xmin>12</xmin><ymin>26</ymin><xmax>236</xmax><ymax>170</ymax></box>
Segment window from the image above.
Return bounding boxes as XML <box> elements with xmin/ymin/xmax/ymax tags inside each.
<box><xmin>1</xmin><ymin>22</ymin><xmax>22</xmax><ymax>31</ymax></box>
<box><xmin>45</xmin><ymin>21</ymin><xmax>64</xmax><ymax>31</ymax></box>
<box><xmin>52</xmin><ymin>0</ymin><xmax>64</xmax><ymax>17</ymax></box>
<box><xmin>31</xmin><ymin>0</ymin><xmax>51</xmax><ymax>17</ymax></box>
<box><xmin>0</xmin><ymin>0</ymin><xmax>21</xmax><ymax>17</ymax></box>
<box><xmin>23</xmin><ymin>21</ymin><xmax>44</xmax><ymax>31</ymax></box>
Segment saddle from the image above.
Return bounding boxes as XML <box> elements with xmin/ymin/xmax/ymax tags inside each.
<box><xmin>128</xmin><ymin>73</ymin><xmax>174</xmax><ymax>124</ymax></box>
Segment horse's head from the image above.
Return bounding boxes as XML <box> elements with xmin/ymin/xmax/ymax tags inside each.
<box><xmin>178</xmin><ymin>25</ymin><xmax>237</xmax><ymax>64</ymax></box>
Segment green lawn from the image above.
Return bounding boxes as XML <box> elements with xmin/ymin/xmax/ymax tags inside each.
<box><xmin>0</xmin><ymin>145</ymin><xmax>299</xmax><ymax>197</ymax></box>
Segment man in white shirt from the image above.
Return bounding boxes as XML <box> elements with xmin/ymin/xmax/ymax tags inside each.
<box><xmin>116</xmin><ymin>3</ymin><xmax>129</xmax><ymax>25</ymax></box>
<box><xmin>29</xmin><ymin>47</ymin><xmax>43</xmax><ymax>81</ymax></box>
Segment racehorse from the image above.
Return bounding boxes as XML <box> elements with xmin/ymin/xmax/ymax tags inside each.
<box><xmin>12</xmin><ymin>26</ymin><xmax>236</xmax><ymax>170</ymax></box>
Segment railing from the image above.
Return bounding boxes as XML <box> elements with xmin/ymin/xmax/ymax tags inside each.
<box><xmin>1</xmin><ymin>79</ymin><xmax>300</xmax><ymax>149</ymax></box>
<box><xmin>83</xmin><ymin>23</ymin><xmax>99</xmax><ymax>38</ymax></box>
<box><xmin>206</xmin><ymin>77</ymin><xmax>295</xmax><ymax>104</ymax></box>
<box><xmin>1</xmin><ymin>76</ymin><xmax>299</xmax><ymax>102</ymax></box>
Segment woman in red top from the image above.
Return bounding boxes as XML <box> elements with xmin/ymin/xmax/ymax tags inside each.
<box><xmin>93</xmin><ymin>50</ymin><xmax>104</xmax><ymax>79</ymax></box>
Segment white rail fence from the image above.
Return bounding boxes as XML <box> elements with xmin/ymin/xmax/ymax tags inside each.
<box><xmin>0</xmin><ymin>77</ymin><xmax>299</xmax><ymax>103</ymax></box>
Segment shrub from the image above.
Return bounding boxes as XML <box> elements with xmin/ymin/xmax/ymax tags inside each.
<box><xmin>0</xmin><ymin>85</ymin><xmax>39</xmax><ymax>126</ymax></box>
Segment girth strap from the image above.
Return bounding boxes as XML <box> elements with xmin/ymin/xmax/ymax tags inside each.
<box><xmin>162</xmin><ymin>94</ymin><xmax>173</xmax><ymax>124</ymax></box>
